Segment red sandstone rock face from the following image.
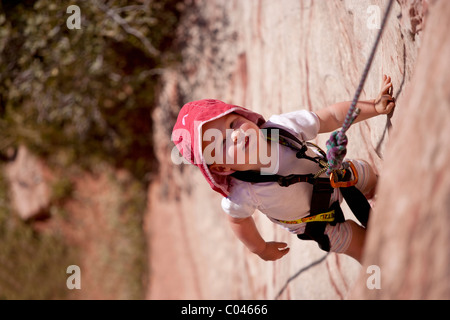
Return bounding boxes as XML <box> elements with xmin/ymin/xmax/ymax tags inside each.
<box><xmin>146</xmin><ymin>0</ymin><xmax>448</xmax><ymax>300</ymax></box>
<box><xmin>349</xmin><ymin>0</ymin><xmax>450</xmax><ymax>300</ymax></box>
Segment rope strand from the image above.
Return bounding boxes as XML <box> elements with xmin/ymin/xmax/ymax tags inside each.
<box><xmin>326</xmin><ymin>0</ymin><xmax>394</xmax><ymax>174</ymax></box>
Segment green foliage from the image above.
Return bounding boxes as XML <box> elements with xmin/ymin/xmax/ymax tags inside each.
<box><xmin>50</xmin><ymin>176</ymin><xmax>74</xmax><ymax>204</ymax></box>
<box><xmin>0</xmin><ymin>221</ymin><xmax>76</xmax><ymax>300</ymax></box>
<box><xmin>0</xmin><ymin>0</ymin><xmax>185</xmax><ymax>299</ymax></box>
<box><xmin>0</xmin><ymin>0</ymin><xmax>184</xmax><ymax>180</ymax></box>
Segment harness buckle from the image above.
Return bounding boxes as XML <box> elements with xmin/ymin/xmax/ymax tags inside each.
<box><xmin>329</xmin><ymin>161</ymin><xmax>358</xmax><ymax>188</ymax></box>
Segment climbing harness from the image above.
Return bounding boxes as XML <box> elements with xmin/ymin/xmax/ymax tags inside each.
<box><xmin>275</xmin><ymin>209</ymin><xmax>335</xmax><ymax>225</ymax></box>
<box><xmin>330</xmin><ymin>160</ymin><xmax>358</xmax><ymax>188</ymax></box>
<box><xmin>231</xmin><ymin>127</ymin><xmax>369</xmax><ymax>252</ymax></box>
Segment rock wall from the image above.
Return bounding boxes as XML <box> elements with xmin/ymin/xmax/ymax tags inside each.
<box><xmin>145</xmin><ymin>0</ymin><xmax>440</xmax><ymax>300</ymax></box>
<box><xmin>350</xmin><ymin>0</ymin><xmax>450</xmax><ymax>299</ymax></box>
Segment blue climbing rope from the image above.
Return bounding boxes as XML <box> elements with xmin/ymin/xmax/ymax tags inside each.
<box><xmin>326</xmin><ymin>0</ymin><xmax>395</xmax><ymax>175</ymax></box>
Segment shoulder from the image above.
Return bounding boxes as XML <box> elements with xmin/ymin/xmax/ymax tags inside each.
<box><xmin>262</xmin><ymin>110</ymin><xmax>320</xmax><ymax>141</ymax></box>
<box><xmin>221</xmin><ymin>179</ymin><xmax>258</xmax><ymax>218</ymax></box>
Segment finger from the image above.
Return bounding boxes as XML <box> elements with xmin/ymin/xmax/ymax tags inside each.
<box><xmin>278</xmin><ymin>247</ymin><xmax>290</xmax><ymax>258</ymax></box>
<box><xmin>278</xmin><ymin>247</ymin><xmax>289</xmax><ymax>253</ymax></box>
<box><xmin>382</xmin><ymin>102</ymin><xmax>395</xmax><ymax>114</ymax></box>
<box><xmin>384</xmin><ymin>75</ymin><xmax>392</xmax><ymax>87</ymax></box>
<box><xmin>275</xmin><ymin>242</ymin><xmax>289</xmax><ymax>249</ymax></box>
<box><xmin>382</xmin><ymin>83</ymin><xmax>392</xmax><ymax>94</ymax></box>
<box><xmin>382</xmin><ymin>95</ymin><xmax>394</xmax><ymax>104</ymax></box>
<box><xmin>387</xmin><ymin>102</ymin><xmax>395</xmax><ymax>111</ymax></box>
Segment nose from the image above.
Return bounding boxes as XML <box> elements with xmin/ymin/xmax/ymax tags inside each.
<box><xmin>231</xmin><ymin>129</ymin><xmax>242</xmax><ymax>143</ymax></box>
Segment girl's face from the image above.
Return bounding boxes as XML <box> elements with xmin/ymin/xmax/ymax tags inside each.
<box><xmin>201</xmin><ymin>113</ymin><xmax>271</xmax><ymax>174</ymax></box>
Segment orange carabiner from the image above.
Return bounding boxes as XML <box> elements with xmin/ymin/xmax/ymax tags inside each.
<box><xmin>330</xmin><ymin>161</ymin><xmax>358</xmax><ymax>188</ymax></box>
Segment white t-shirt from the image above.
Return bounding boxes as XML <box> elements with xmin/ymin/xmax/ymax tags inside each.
<box><xmin>221</xmin><ymin>110</ymin><xmax>340</xmax><ymax>234</ymax></box>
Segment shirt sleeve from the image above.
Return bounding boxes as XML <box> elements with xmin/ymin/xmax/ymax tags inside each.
<box><xmin>263</xmin><ymin>109</ymin><xmax>320</xmax><ymax>141</ymax></box>
<box><xmin>221</xmin><ymin>181</ymin><xmax>257</xmax><ymax>219</ymax></box>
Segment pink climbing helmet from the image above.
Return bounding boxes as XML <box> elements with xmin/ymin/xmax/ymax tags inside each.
<box><xmin>172</xmin><ymin>99</ymin><xmax>266</xmax><ymax>197</ymax></box>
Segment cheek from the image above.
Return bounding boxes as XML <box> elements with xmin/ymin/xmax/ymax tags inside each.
<box><xmin>225</xmin><ymin>144</ymin><xmax>237</xmax><ymax>164</ymax></box>
<box><xmin>225</xmin><ymin>142</ymin><xmax>246</xmax><ymax>165</ymax></box>
<box><xmin>246</xmin><ymin>134</ymin><xmax>258</xmax><ymax>154</ymax></box>
<box><xmin>240</xmin><ymin>122</ymin><xmax>258</xmax><ymax>132</ymax></box>
<box><xmin>246</xmin><ymin>126</ymin><xmax>262</xmax><ymax>149</ymax></box>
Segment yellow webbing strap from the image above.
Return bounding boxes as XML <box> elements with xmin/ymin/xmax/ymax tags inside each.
<box><xmin>274</xmin><ymin>209</ymin><xmax>335</xmax><ymax>225</ymax></box>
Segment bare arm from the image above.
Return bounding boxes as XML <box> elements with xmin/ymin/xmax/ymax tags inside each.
<box><xmin>316</xmin><ymin>99</ymin><xmax>377</xmax><ymax>133</ymax></box>
<box><xmin>227</xmin><ymin>215</ymin><xmax>290</xmax><ymax>261</ymax></box>
<box><xmin>316</xmin><ymin>75</ymin><xmax>396</xmax><ymax>134</ymax></box>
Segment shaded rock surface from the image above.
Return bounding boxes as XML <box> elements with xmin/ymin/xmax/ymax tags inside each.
<box><xmin>350</xmin><ymin>0</ymin><xmax>450</xmax><ymax>299</ymax></box>
<box><xmin>145</xmin><ymin>0</ymin><xmax>444</xmax><ymax>300</ymax></box>
<box><xmin>5</xmin><ymin>145</ymin><xmax>51</xmax><ymax>221</ymax></box>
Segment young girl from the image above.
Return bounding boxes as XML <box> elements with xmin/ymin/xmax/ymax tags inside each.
<box><xmin>172</xmin><ymin>75</ymin><xmax>395</xmax><ymax>262</ymax></box>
